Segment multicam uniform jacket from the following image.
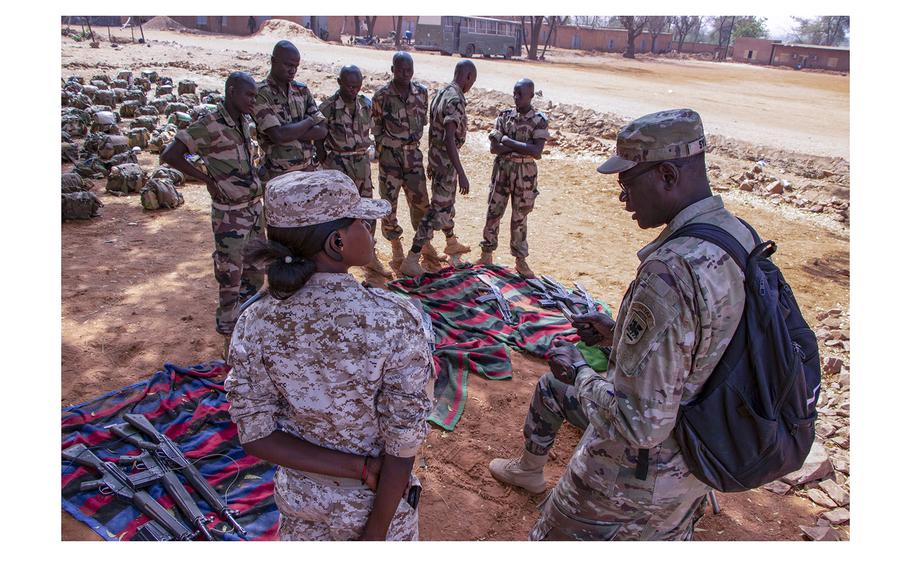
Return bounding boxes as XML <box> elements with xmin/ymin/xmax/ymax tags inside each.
<box><xmin>175</xmin><ymin>103</ymin><xmax>262</xmax><ymax>207</ymax></box>
<box><xmin>225</xmin><ymin>272</ymin><xmax>436</xmax><ymax>540</ymax></box>
<box><xmin>253</xmin><ymin>76</ymin><xmax>326</xmax><ymax>178</ymax></box>
<box><xmin>532</xmin><ymin>196</ymin><xmax>754</xmax><ymax>541</ymax></box>
<box><xmin>426</xmin><ymin>83</ymin><xmax>467</xmax><ymax>178</ymax></box>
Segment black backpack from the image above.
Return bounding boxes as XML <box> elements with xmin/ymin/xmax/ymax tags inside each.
<box><xmin>665</xmin><ymin>219</ymin><xmax>821</xmax><ymax>492</ymax></box>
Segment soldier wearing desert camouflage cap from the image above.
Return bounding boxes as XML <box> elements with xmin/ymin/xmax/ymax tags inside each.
<box><xmin>489</xmin><ymin>109</ymin><xmax>757</xmax><ymax>540</ymax></box>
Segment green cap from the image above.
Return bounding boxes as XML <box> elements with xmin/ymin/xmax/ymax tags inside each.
<box><xmin>598</xmin><ymin>108</ymin><xmax>706</xmax><ymax>174</ymax></box>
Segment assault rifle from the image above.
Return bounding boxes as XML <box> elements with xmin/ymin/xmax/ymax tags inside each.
<box><xmin>110</xmin><ymin>423</ymin><xmax>215</xmax><ymax>540</ymax></box>
<box><xmin>62</xmin><ymin>443</ymin><xmax>197</xmax><ymax>540</ymax></box>
<box><xmin>476</xmin><ymin>273</ymin><xmax>516</xmax><ymax>324</ymax></box>
<box><xmin>123</xmin><ymin>413</ymin><xmax>248</xmax><ymax>537</ymax></box>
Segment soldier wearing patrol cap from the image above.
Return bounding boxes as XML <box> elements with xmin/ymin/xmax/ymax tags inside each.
<box><xmin>488</xmin><ymin>109</ymin><xmax>756</xmax><ymax>540</ymax></box>
<box><xmin>225</xmin><ymin>170</ymin><xmax>435</xmax><ymax>540</ymax></box>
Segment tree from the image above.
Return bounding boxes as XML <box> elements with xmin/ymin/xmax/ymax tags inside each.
<box><xmin>526</xmin><ymin>16</ymin><xmax>546</xmax><ymax>60</ymax></box>
<box><xmin>790</xmin><ymin>16</ymin><xmax>849</xmax><ymax>46</ymax></box>
<box><xmin>538</xmin><ymin>16</ymin><xmax>564</xmax><ymax>60</ymax></box>
<box><xmin>732</xmin><ymin>16</ymin><xmax>768</xmax><ymax>40</ymax></box>
<box><xmin>365</xmin><ymin>16</ymin><xmax>378</xmax><ymax>39</ymax></box>
<box><xmin>394</xmin><ymin>16</ymin><xmax>404</xmax><ymax>46</ymax></box>
<box><xmin>619</xmin><ymin>16</ymin><xmax>648</xmax><ymax>58</ymax></box>
<box><xmin>710</xmin><ymin>16</ymin><xmax>736</xmax><ymax>60</ymax></box>
<box><xmin>671</xmin><ymin>16</ymin><xmax>699</xmax><ymax>52</ymax></box>
<box><xmin>646</xmin><ymin>16</ymin><xmax>668</xmax><ymax>53</ymax></box>
<box><xmin>353</xmin><ymin>16</ymin><xmax>361</xmax><ymax>37</ymax></box>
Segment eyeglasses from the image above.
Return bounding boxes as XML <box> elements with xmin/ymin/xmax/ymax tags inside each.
<box><xmin>617</xmin><ymin>162</ymin><xmax>663</xmax><ymax>194</ymax></box>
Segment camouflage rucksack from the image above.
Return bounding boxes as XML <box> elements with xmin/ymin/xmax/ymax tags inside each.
<box><xmin>136</xmin><ymin>106</ymin><xmax>158</xmax><ymax>118</ymax></box>
<box><xmin>67</xmin><ymin>75</ymin><xmax>85</xmax><ymax>85</ymax></box>
<box><xmin>148</xmin><ymin>124</ymin><xmax>178</xmax><ymax>153</ymax></box>
<box><xmin>167</xmin><ymin>112</ymin><xmax>192</xmax><ymax>129</ymax></box>
<box><xmin>112</xmin><ymin>79</ymin><xmax>129</xmax><ymax>90</ymax></box>
<box><xmin>141</xmin><ymin>178</ymin><xmax>185</xmax><ymax>210</ymax></box>
<box><xmin>134</xmin><ymin>76</ymin><xmax>151</xmax><ymax>91</ymax></box>
<box><xmin>74</xmin><ymin>157</ymin><xmax>109</xmax><ymax>179</ymax></box>
<box><xmin>94</xmin><ymin>89</ymin><xmax>116</xmax><ymax>107</ymax></box>
<box><xmin>62</xmin><ymin>113</ymin><xmax>88</xmax><ymax>137</ymax></box>
<box><xmin>126</xmin><ymin>88</ymin><xmax>148</xmax><ymax>105</ymax></box>
<box><xmin>150</xmin><ymin>165</ymin><xmax>185</xmax><ymax>185</ymax></box>
<box><xmin>112</xmin><ymin>88</ymin><xmax>128</xmax><ymax>103</ymax></box>
<box><xmin>155</xmin><ymin>84</ymin><xmax>174</xmax><ymax>97</ymax></box>
<box><xmin>158</xmin><ymin>76</ymin><xmax>174</xmax><ymax>86</ymax></box>
<box><xmin>120</xmin><ymin>100</ymin><xmax>140</xmax><ymax>118</ymax></box>
<box><xmin>90</xmin><ymin>79</ymin><xmax>109</xmax><ymax>90</ymax></box>
<box><xmin>62</xmin><ymin>191</ymin><xmax>103</xmax><ymax>220</ymax></box>
<box><xmin>190</xmin><ymin>104</ymin><xmax>217</xmax><ymax>121</ymax></box>
<box><xmin>164</xmin><ymin>102</ymin><xmax>190</xmax><ymax>116</ymax></box>
<box><xmin>91</xmin><ymin>111</ymin><xmax>120</xmax><ymax>134</ymax></box>
<box><xmin>100</xmin><ymin>135</ymin><xmax>130</xmax><ymax>160</ymax></box>
<box><xmin>131</xmin><ymin>116</ymin><xmax>158</xmax><ymax>133</ymax></box>
<box><xmin>62</xmin><ymin>142</ymin><xmax>80</xmax><ymax>163</ymax></box>
<box><xmin>105</xmin><ymin>148</ymin><xmax>141</xmax><ymax>168</ymax></box>
<box><xmin>150</xmin><ymin>97</ymin><xmax>171</xmax><ymax>114</ymax></box>
<box><xmin>82</xmin><ymin>84</ymin><xmax>99</xmax><ymax>99</ymax></box>
<box><xmin>178</xmin><ymin>93</ymin><xmax>199</xmax><ymax>106</ymax></box>
<box><xmin>91</xmin><ymin>73</ymin><xmax>112</xmax><ymax>84</ymax></box>
<box><xmin>106</xmin><ymin>163</ymin><xmax>147</xmax><ymax>195</ymax></box>
<box><xmin>128</xmin><ymin>127</ymin><xmax>150</xmax><ymax>149</ymax></box>
<box><xmin>68</xmin><ymin>93</ymin><xmax>92</xmax><ymax>110</ymax></box>
<box><xmin>178</xmin><ymin>79</ymin><xmax>197</xmax><ymax>95</ymax></box>
<box><xmin>141</xmin><ymin>70</ymin><xmax>159</xmax><ymax>83</ymax></box>
<box><xmin>117</xmin><ymin>70</ymin><xmax>133</xmax><ymax>84</ymax></box>
<box><xmin>62</xmin><ymin>172</ymin><xmax>93</xmax><ymax>193</ymax></box>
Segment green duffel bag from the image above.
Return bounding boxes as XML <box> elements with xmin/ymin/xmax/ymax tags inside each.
<box><xmin>141</xmin><ymin>178</ymin><xmax>185</xmax><ymax>210</ymax></box>
<box><xmin>106</xmin><ymin>162</ymin><xmax>146</xmax><ymax>195</ymax></box>
<box><xmin>62</xmin><ymin>191</ymin><xmax>103</xmax><ymax>220</ymax></box>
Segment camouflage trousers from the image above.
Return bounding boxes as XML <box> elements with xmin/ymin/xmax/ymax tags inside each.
<box><xmin>274</xmin><ymin>468</ymin><xmax>419</xmax><ymax>541</ymax></box>
<box><xmin>412</xmin><ymin>168</ymin><xmax>457</xmax><ymax>249</ymax></box>
<box><xmin>211</xmin><ymin>201</ymin><xmax>265</xmax><ymax>336</ymax></box>
<box><xmin>480</xmin><ymin>160</ymin><xmax>539</xmax><ymax>258</ymax></box>
<box><xmin>523</xmin><ymin>373</ymin><xmax>709</xmax><ymax>541</ymax></box>
<box><xmin>377</xmin><ymin>146</ymin><xmax>430</xmax><ymax>242</ymax></box>
<box><xmin>324</xmin><ymin>151</ymin><xmax>376</xmax><ymax>235</ymax></box>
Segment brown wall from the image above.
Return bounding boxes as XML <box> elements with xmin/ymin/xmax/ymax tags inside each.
<box><xmin>731</xmin><ymin>37</ymin><xmax>776</xmax><ymax>65</ymax></box>
<box><xmin>770</xmin><ymin>44</ymin><xmax>850</xmax><ymax>71</ymax></box>
<box><xmin>170</xmin><ymin>16</ymin><xmax>258</xmax><ymax>35</ymax></box>
<box><xmin>525</xmin><ymin>24</ymin><xmax>673</xmax><ymax>54</ymax></box>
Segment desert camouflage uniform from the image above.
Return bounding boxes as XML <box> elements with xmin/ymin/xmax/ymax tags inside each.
<box><xmin>253</xmin><ymin>76</ymin><xmax>326</xmax><ymax>180</ymax></box>
<box><xmin>480</xmin><ymin>108</ymin><xmax>550</xmax><ymax>258</ymax></box>
<box><xmin>371</xmin><ymin>82</ymin><xmax>430</xmax><ymax>241</ymax></box>
<box><xmin>526</xmin><ymin>196</ymin><xmax>752</xmax><ymax>541</ymax></box>
<box><xmin>412</xmin><ymin>83</ymin><xmax>467</xmax><ymax>248</ymax></box>
<box><xmin>318</xmin><ymin>91</ymin><xmax>374</xmax><ymax>198</ymax></box>
<box><xmin>224</xmin><ymin>272</ymin><xmax>435</xmax><ymax>540</ymax></box>
<box><xmin>176</xmin><ymin>103</ymin><xmax>264</xmax><ymax>336</ymax></box>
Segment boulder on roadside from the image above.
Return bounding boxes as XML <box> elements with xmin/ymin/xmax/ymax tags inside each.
<box><xmin>783</xmin><ymin>439</ymin><xmax>833</xmax><ymax>486</ymax></box>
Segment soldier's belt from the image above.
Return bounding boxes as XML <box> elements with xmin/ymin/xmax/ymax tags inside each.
<box><xmin>329</xmin><ymin>148</ymin><xmax>370</xmax><ymax>156</ymax></box>
<box><xmin>211</xmin><ymin>195</ymin><xmax>263</xmax><ymax>211</ymax></box>
<box><xmin>380</xmin><ymin>139</ymin><xmax>421</xmax><ymax>150</ymax></box>
<box><xmin>300</xmin><ymin>470</ymin><xmax>366</xmax><ymax>488</ymax></box>
<box><xmin>500</xmin><ymin>154</ymin><xmax>537</xmax><ymax>163</ymax></box>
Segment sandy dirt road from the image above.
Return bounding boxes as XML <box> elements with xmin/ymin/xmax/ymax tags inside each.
<box><xmin>131</xmin><ymin>29</ymin><xmax>849</xmax><ymax>158</ymax></box>
<box><xmin>61</xmin><ymin>28</ymin><xmax>849</xmax><ymax>541</ymax></box>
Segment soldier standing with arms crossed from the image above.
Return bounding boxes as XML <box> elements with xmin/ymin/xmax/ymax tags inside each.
<box><xmin>254</xmin><ymin>41</ymin><xmax>327</xmax><ymax>180</ymax></box>
<box><xmin>477</xmin><ymin>78</ymin><xmax>549</xmax><ymax>279</ymax></box>
<box><xmin>315</xmin><ymin>65</ymin><xmax>392</xmax><ymax>277</ymax></box>
<box><xmin>371</xmin><ymin>52</ymin><xmax>443</xmax><ymax>273</ymax></box>
<box><xmin>399</xmin><ymin>60</ymin><xmax>477</xmax><ymax>277</ymax></box>
<box><xmin>160</xmin><ymin>72</ymin><xmax>263</xmax><ymax>356</ymax></box>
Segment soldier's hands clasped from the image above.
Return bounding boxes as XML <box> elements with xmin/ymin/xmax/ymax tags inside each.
<box><xmin>571</xmin><ymin>312</ymin><xmax>617</xmax><ymax>347</ymax></box>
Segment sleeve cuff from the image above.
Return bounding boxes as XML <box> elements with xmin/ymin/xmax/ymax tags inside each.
<box><xmin>174</xmin><ymin>130</ymin><xmax>196</xmax><ymax>154</ymax></box>
<box><xmin>384</xmin><ymin>442</ymin><xmax>421</xmax><ymax>459</ymax></box>
<box><xmin>256</xmin><ymin>115</ymin><xmax>281</xmax><ymax>131</ymax></box>
<box><xmin>233</xmin><ymin>413</ymin><xmax>278</xmax><ymax>445</ymax></box>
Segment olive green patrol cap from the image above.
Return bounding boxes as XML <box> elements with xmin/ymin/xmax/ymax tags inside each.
<box><xmin>597</xmin><ymin>108</ymin><xmax>707</xmax><ymax>174</ymax></box>
<box><xmin>266</xmin><ymin>170</ymin><xmax>391</xmax><ymax>228</ymax></box>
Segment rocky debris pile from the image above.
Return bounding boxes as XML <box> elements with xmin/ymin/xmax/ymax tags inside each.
<box><xmin>256</xmin><ymin>19</ymin><xmax>325</xmax><ymax>43</ymax></box>
<box><xmin>763</xmin><ymin>305</ymin><xmax>850</xmax><ymax>540</ymax></box>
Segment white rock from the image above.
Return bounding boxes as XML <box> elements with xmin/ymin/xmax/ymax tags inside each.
<box><xmin>819</xmin><ymin>479</ymin><xmax>849</xmax><ymax>507</ymax></box>
<box><xmin>822</xmin><ymin>507</ymin><xmax>850</xmax><ymax>525</ymax></box>
<box><xmin>805</xmin><ymin>488</ymin><xmax>837</xmax><ymax>508</ymax></box>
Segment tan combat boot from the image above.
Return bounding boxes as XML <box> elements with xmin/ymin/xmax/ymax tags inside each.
<box><xmin>421</xmin><ymin>242</ymin><xmax>448</xmax><ymax>264</ymax></box>
<box><xmin>476</xmin><ymin>250</ymin><xmax>494</xmax><ymax>266</ymax></box>
<box><xmin>443</xmin><ymin>235</ymin><xmax>472</xmax><ymax>256</ymax></box>
<box><xmin>365</xmin><ymin>248</ymin><xmax>393</xmax><ymax>278</ymax></box>
<box><xmin>489</xmin><ymin>450</ymin><xmax>548</xmax><ymax>494</ymax></box>
<box><xmin>399</xmin><ymin>250</ymin><xmax>425</xmax><ymax>278</ymax></box>
<box><xmin>389</xmin><ymin>238</ymin><xmax>405</xmax><ymax>271</ymax></box>
<box><xmin>514</xmin><ymin>257</ymin><xmax>536</xmax><ymax>279</ymax></box>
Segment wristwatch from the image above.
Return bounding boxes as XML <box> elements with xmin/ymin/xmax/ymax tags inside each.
<box><xmin>572</xmin><ymin>359</ymin><xmax>591</xmax><ymax>374</ymax></box>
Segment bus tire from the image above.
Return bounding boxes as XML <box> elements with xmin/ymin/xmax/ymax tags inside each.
<box><xmin>461</xmin><ymin>44</ymin><xmax>475</xmax><ymax>58</ymax></box>
<box><xmin>504</xmin><ymin>46</ymin><xmax>515</xmax><ymax>59</ymax></box>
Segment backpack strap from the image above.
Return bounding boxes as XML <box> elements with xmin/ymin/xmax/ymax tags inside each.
<box><xmin>666</xmin><ymin>222</ymin><xmax>750</xmax><ymax>272</ymax></box>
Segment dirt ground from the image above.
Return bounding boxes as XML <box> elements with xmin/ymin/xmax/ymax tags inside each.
<box><xmin>60</xmin><ymin>27</ymin><xmax>850</xmax><ymax>541</ymax></box>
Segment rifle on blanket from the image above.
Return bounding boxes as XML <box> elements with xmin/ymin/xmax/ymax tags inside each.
<box><xmin>62</xmin><ymin>443</ymin><xmax>197</xmax><ymax>540</ymax></box>
<box><xmin>476</xmin><ymin>273</ymin><xmax>516</xmax><ymax>324</ymax></box>
<box><xmin>122</xmin><ymin>413</ymin><xmax>248</xmax><ymax>538</ymax></box>
<box><xmin>109</xmin><ymin>423</ymin><xmax>216</xmax><ymax>540</ymax></box>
